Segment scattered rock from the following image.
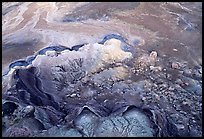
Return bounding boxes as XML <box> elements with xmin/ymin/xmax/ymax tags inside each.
<box><xmin>173</xmin><ymin>49</ymin><xmax>178</xmax><ymax>52</ymax></box>
<box><xmin>155</xmin><ymin>94</ymin><xmax>160</xmax><ymax>100</ymax></box>
<box><xmin>168</xmin><ymin>86</ymin><xmax>174</xmax><ymax>91</ymax></box>
<box><xmin>192</xmin><ymin>67</ymin><xmax>202</xmax><ymax>80</ymax></box>
<box><xmin>23</xmin><ymin>105</ymin><xmax>35</xmax><ymax>116</ymax></box>
<box><xmin>141</xmin><ymin>97</ymin><xmax>146</xmax><ymax>101</ymax></box>
<box><xmin>167</xmin><ymin>114</ymin><xmax>188</xmax><ymax>137</ymax></box>
<box><xmin>149</xmin><ymin>51</ymin><xmax>157</xmax><ymax>60</ymax></box>
<box><xmin>126</xmin><ymin>79</ymin><xmax>132</xmax><ymax>84</ymax></box>
<box><xmin>24</xmin><ymin>105</ymin><xmax>34</xmax><ymax>114</ymax></box>
<box><xmin>171</xmin><ymin>62</ymin><xmax>180</xmax><ymax>69</ymax></box>
<box><xmin>166</xmin><ymin>74</ymin><xmax>172</xmax><ymax>80</ymax></box>
<box><xmin>198</xmin><ymin>68</ymin><xmax>202</xmax><ymax>74</ymax></box>
<box><xmin>183</xmin><ymin>68</ymin><xmax>192</xmax><ymax>76</ymax></box>
<box><xmin>70</xmin><ymin>94</ymin><xmax>77</xmax><ymax>98</ymax></box>
<box><xmin>189</xmin><ymin>125</ymin><xmax>202</xmax><ymax>137</ymax></box>
<box><xmin>175</xmin><ymin>79</ymin><xmax>183</xmax><ymax>85</ymax></box>
<box><xmin>149</xmin><ymin>66</ymin><xmax>162</xmax><ymax>72</ymax></box>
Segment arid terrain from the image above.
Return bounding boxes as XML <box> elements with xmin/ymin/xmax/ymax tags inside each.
<box><xmin>2</xmin><ymin>2</ymin><xmax>202</xmax><ymax>137</ymax></box>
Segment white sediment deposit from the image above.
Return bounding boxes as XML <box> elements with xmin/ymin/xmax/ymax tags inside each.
<box><xmin>32</xmin><ymin>38</ymin><xmax>132</xmax><ymax>79</ymax></box>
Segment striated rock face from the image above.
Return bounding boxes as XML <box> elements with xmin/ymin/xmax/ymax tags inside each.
<box><xmin>73</xmin><ymin>107</ymin><xmax>154</xmax><ymax>137</ymax></box>
<box><xmin>2</xmin><ymin>2</ymin><xmax>202</xmax><ymax>137</ymax></box>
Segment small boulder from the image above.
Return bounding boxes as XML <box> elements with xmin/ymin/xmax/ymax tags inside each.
<box><xmin>171</xmin><ymin>62</ymin><xmax>180</xmax><ymax>69</ymax></box>
<box><xmin>149</xmin><ymin>51</ymin><xmax>157</xmax><ymax>62</ymax></box>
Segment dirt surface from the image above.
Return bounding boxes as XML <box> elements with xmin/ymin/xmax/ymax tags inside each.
<box><xmin>2</xmin><ymin>2</ymin><xmax>202</xmax><ymax>137</ymax></box>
